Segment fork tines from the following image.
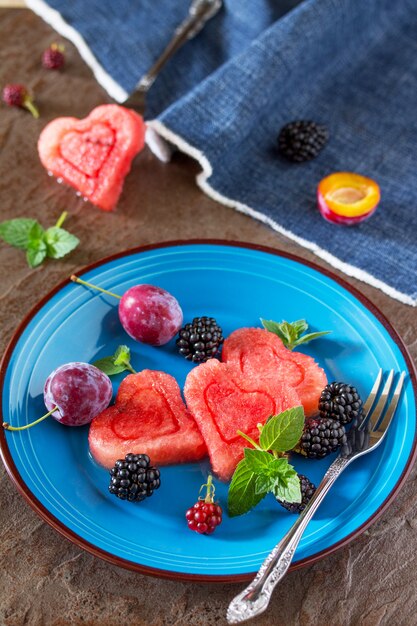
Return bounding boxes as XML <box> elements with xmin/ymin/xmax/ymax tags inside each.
<box><xmin>358</xmin><ymin>369</ymin><xmax>406</xmax><ymax>434</ymax></box>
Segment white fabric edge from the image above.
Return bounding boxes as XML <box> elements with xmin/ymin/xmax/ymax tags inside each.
<box><xmin>148</xmin><ymin>119</ymin><xmax>417</xmax><ymax>307</ymax></box>
<box><xmin>26</xmin><ymin>0</ymin><xmax>128</xmax><ymax>103</ymax></box>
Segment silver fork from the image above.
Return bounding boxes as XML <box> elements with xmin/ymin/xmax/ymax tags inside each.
<box><xmin>124</xmin><ymin>0</ymin><xmax>222</xmax><ymax>113</ymax></box>
<box><xmin>227</xmin><ymin>369</ymin><xmax>406</xmax><ymax>624</ymax></box>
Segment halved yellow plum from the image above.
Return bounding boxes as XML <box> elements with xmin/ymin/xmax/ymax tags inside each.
<box><xmin>317</xmin><ymin>172</ymin><xmax>380</xmax><ymax>225</ymax></box>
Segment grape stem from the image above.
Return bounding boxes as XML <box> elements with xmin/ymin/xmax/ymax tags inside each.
<box><xmin>71</xmin><ymin>275</ymin><xmax>121</xmax><ymax>300</ymax></box>
<box><xmin>199</xmin><ymin>474</ymin><xmax>216</xmax><ymax>504</ymax></box>
<box><xmin>3</xmin><ymin>406</ymin><xmax>58</xmax><ymax>431</ymax></box>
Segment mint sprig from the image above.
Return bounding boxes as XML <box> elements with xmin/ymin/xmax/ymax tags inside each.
<box><xmin>227</xmin><ymin>406</ymin><xmax>305</xmax><ymax>517</ymax></box>
<box><xmin>0</xmin><ymin>211</ymin><xmax>79</xmax><ymax>268</ymax></box>
<box><xmin>93</xmin><ymin>345</ymin><xmax>136</xmax><ymax>376</ymax></box>
<box><xmin>261</xmin><ymin>318</ymin><xmax>331</xmax><ymax>351</ymax></box>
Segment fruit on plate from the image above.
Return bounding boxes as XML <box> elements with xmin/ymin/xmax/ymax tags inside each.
<box><xmin>89</xmin><ymin>370</ymin><xmax>207</xmax><ymax>469</ymax></box>
<box><xmin>317</xmin><ymin>172</ymin><xmax>380</xmax><ymax>225</ymax></box>
<box><xmin>184</xmin><ymin>359</ymin><xmax>300</xmax><ymax>481</ymax></box>
<box><xmin>319</xmin><ymin>381</ymin><xmax>363</xmax><ymax>425</ymax></box>
<box><xmin>295</xmin><ymin>416</ymin><xmax>347</xmax><ymax>459</ymax></box>
<box><xmin>3</xmin><ymin>362</ymin><xmax>112</xmax><ymax>430</ymax></box>
<box><xmin>222</xmin><ymin>328</ymin><xmax>327</xmax><ymax>417</ymax></box>
<box><xmin>71</xmin><ymin>275</ymin><xmax>183</xmax><ymax>346</ymax></box>
<box><xmin>276</xmin><ymin>473</ymin><xmax>316</xmax><ymax>514</ymax></box>
<box><xmin>185</xmin><ymin>474</ymin><xmax>222</xmax><ymax>535</ymax></box>
<box><xmin>38</xmin><ymin>104</ymin><xmax>145</xmax><ymax>211</ymax></box>
<box><xmin>176</xmin><ymin>316</ymin><xmax>224</xmax><ymax>362</ymax></box>
<box><xmin>108</xmin><ymin>453</ymin><xmax>161</xmax><ymax>502</ymax></box>
<box><xmin>119</xmin><ymin>284</ymin><xmax>183</xmax><ymax>345</ymax></box>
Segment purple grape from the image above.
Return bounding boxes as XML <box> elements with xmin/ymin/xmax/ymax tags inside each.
<box><xmin>118</xmin><ymin>284</ymin><xmax>183</xmax><ymax>346</ymax></box>
<box><xmin>43</xmin><ymin>362</ymin><xmax>112</xmax><ymax>426</ymax></box>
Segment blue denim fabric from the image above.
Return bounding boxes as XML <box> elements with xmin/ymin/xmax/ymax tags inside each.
<box><xmin>38</xmin><ymin>0</ymin><xmax>417</xmax><ymax>303</ymax></box>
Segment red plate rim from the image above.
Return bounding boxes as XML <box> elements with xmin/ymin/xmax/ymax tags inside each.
<box><xmin>1</xmin><ymin>239</ymin><xmax>416</xmax><ymax>583</ymax></box>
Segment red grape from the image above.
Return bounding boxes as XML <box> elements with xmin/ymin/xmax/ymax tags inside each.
<box><xmin>118</xmin><ymin>284</ymin><xmax>183</xmax><ymax>346</ymax></box>
<box><xmin>44</xmin><ymin>362</ymin><xmax>112</xmax><ymax>426</ymax></box>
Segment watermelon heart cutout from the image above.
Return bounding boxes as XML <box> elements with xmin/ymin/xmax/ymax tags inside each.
<box><xmin>222</xmin><ymin>328</ymin><xmax>327</xmax><ymax>417</ymax></box>
<box><xmin>89</xmin><ymin>370</ymin><xmax>207</xmax><ymax>469</ymax></box>
<box><xmin>184</xmin><ymin>359</ymin><xmax>300</xmax><ymax>481</ymax></box>
<box><xmin>38</xmin><ymin>105</ymin><xmax>145</xmax><ymax>211</ymax></box>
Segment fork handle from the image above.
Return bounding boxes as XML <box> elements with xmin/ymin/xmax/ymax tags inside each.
<box><xmin>227</xmin><ymin>456</ymin><xmax>350</xmax><ymax>624</ymax></box>
<box><xmin>136</xmin><ymin>0</ymin><xmax>220</xmax><ymax>93</ymax></box>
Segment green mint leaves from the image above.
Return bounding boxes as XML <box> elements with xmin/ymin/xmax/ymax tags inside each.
<box><xmin>0</xmin><ymin>211</ymin><xmax>79</xmax><ymax>268</ymax></box>
<box><xmin>227</xmin><ymin>406</ymin><xmax>305</xmax><ymax>517</ymax></box>
<box><xmin>260</xmin><ymin>407</ymin><xmax>305</xmax><ymax>452</ymax></box>
<box><xmin>261</xmin><ymin>318</ymin><xmax>331</xmax><ymax>351</ymax></box>
<box><xmin>93</xmin><ymin>345</ymin><xmax>136</xmax><ymax>376</ymax></box>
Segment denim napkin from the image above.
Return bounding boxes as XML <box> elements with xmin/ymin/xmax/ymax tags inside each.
<box><xmin>27</xmin><ymin>0</ymin><xmax>417</xmax><ymax>305</ymax></box>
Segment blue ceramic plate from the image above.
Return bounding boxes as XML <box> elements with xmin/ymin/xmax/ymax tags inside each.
<box><xmin>1</xmin><ymin>241</ymin><xmax>416</xmax><ymax>581</ymax></box>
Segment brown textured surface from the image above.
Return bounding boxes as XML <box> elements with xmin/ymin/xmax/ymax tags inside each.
<box><xmin>1</xmin><ymin>8</ymin><xmax>416</xmax><ymax>626</ymax></box>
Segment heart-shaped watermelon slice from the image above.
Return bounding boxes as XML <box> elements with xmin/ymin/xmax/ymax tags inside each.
<box><xmin>222</xmin><ymin>328</ymin><xmax>327</xmax><ymax>417</ymax></box>
<box><xmin>184</xmin><ymin>359</ymin><xmax>300</xmax><ymax>481</ymax></box>
<box><xmin>89</xmin><ymin>370</ymin><xmax>207</xmax><ymax>469</ymax></box>
<box><xmin>38</xmin><ymin>105</ymin><xmax>145</xmax><ymax>211</ymax></box>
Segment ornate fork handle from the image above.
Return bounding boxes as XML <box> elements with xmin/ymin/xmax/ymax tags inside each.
<box><xmin>134</xmin><ymin>0</ymin><xmax>221</xmax><ymax>95</ymax></box>
<box><xmin>227</xmin><ymin>456</ymin><xmax>350</xmax><ymax>624</ymax></box>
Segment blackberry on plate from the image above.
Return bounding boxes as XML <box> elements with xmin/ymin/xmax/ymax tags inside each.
<box><xmin>278</xmin><ymin>120</ymin><xmax>329</xmax><ymax>163</ymax></box>
<box><xmin>277</xmin><ymin>474</ymin><xmax>316</xmax><ymax>514</ymax></box>
<box><xmin>319</xmin><ymin>382</ymin><xmax>362</xmax><ymax>425</ymax></box>
<box><xmin>176</xmin><ymin>316</ymin><xmax>223</xmax><ymax>363</ymax></box>
<box><xmin>296</xmin><ymin>417</ymin><xmax>346</xmax><ymax>459</ymax></box>
<box><xmin>108</xmin><ymin>453</ymin><xmax>160</xmax><ymax>502</ymax></box>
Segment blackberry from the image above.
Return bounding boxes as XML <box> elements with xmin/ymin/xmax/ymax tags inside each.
<box><xmin>176</xmin><ymin>316</ymin><xmax>223</xmax><ymax>363</ymax></box>
<box><xmin>108</xmin><ymin>453</ymin><xmax>160</xmax><ymax>502</ymax></box>
<box><xmin>297</xmin><ymin>417</ymin><xmax>346</xmax><ymax>459</ymax></box>
<box><xmin>319</xmin><ymin>382</ymin><xmax>362</xmax><ymax>425</ymax></box>
<box><xmin>277</xmin><ymin>474</ymin><xmax>316</xmax><ymax>514</ymax></box>
<box><xmin>278</xmin><ymin>120</ymin><xmax>329</xmax><ymax>163</ymax></box>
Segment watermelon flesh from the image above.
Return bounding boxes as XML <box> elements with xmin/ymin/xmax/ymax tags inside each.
<box><xmin>184</xmin><ymin>359</ymin><xmax>300</xmax><ymax>482</ymax></box>
<box><xmin>89</xmin><ymin>370</ymin><xmax>207</xmax><ymax>469</ymax></box>
<box><xmin>38</xmin><ymin>105</ymin><xmax>145</xmax><ymax>211</ymax></box>
<box><xmin>222</xmin><ymin>328</ymin><xmax>327</xmax><ymax>417</ymax></box>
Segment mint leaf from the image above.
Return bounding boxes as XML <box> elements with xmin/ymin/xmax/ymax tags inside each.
<box><xmin>93</xmin><ymin>345</ymin><xmax>136</xmax><ymax>376</ymax></box>
<box><xmin>255</xmin><ymin>473</ymin><xmax>275</xmax><ymax>495</ymax></box>
<box><xmin>260</xmin><ymin>319</ymin><xmax>289</xmax><ymax>344</ymax></box>
<box><xmin>244</xmin><ymin>448</ymin><xmax>276</xmax><ymax>472</ymax></box>
<box><xmin>92</xmin><ymin>356</ymin><xmax>127</xmax><ymax>376</ymax></box>
<box><xmin>269</xmin><ymin>457</ymin><xmax>291</xmax><ymax>473</ymax></box>
<box><xmin>260</xmin><ymin>407</ymin><xmax>305</xmax><ymax>452</ymax></box>
<box><xmin>45</xmin><ymin>226</ymin><xmax>79</xmax><ymax>259</ymax></box>
<box><xmin>291</xmin><ymin>319</ymin><xmax>309</xmax><ymax>336</ymax></box>
<box><xmin>228</xmin><ymin>458</ymin><xmax>268</xmax><ymax>517</ymax></box>
<box><xmin>293</xmin><ymin>331</ymin><xmax>331</xmax><ymax>348</ymax></box>
<box><xmin>261</xmin><ymin>318</ymin><xmax>330</xmax><ymax>350</ymax></box>
<box><xmin>0</xmin><ymin>212</ymin><xmax>78</xmax><ymax>268</ymax></box>
<box><xmin>29</xmin><ymin>221</ymin><xmax>45</xmax><ymax>241</ymax></box>
<box><xmin>113</xmin><ymin>345</ymin><xmax>131</xmax><ymax>368</ymax></box>
<box><xmin>0</xmin><ymin>218</ymin><xmax>38</xmax><ymax>249</ymax></box>
<box><xmin>273</xmin><ymin>470</ymin><xmax>302</xmax><ymax>504</ymax></box>
<box><xmin>26</xmin><ymin>238</ymin><xmax>47</xmax><ymax>268</ymax></box>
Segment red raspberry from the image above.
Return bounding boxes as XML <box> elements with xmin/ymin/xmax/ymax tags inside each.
<box><xmin>2</xmin><ymin>84</ymin><xmax>39</xmax><ymax>118</ymax></box>
<box><xmin>42</xmin><ymin>43</ymin><xmax>65</xmax><ymax>70</ymax></box>
<box><xmin>185</xmin><ymin>475</ymin><xmax>222</xmax><ymax>535</ymax></box>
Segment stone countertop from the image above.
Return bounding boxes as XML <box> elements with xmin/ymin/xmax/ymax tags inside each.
<box><xmin>1</xmin><ymin>8</ymin><xmax>416</xmax><ymax>626</ymax></box>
